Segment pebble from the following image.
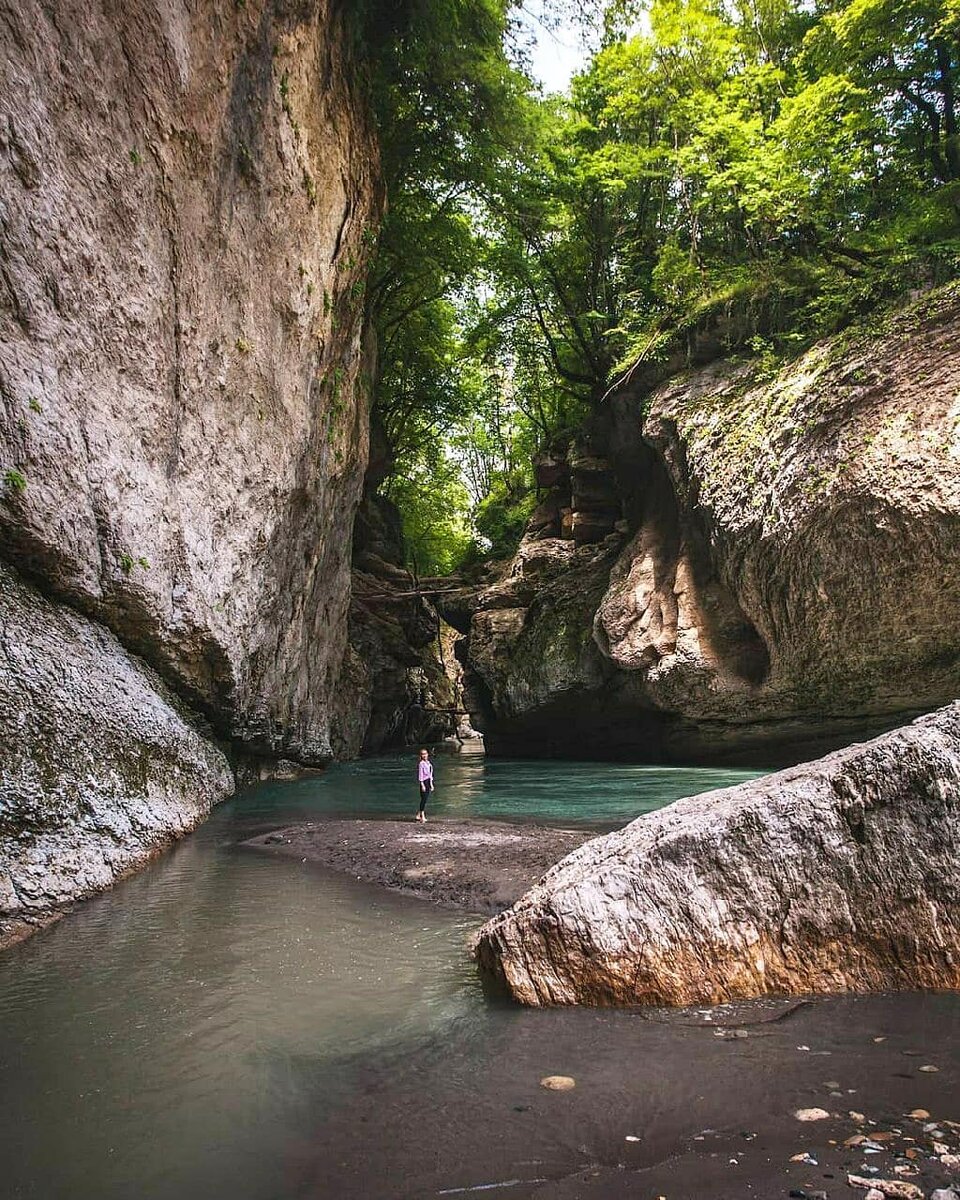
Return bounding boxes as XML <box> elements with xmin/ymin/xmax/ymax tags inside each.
<box><xmin>624</xmin><ymin>1135</ymin><xmax>640</xmax><ymax>1142</ymax></box>
<box><xmin>919</xmin><ymin>1064</ymin><xmax>940</xmax><ymax>1073</ymax></box>
<box><xmin>865</xmin><ymin>1191</ymin><xmax>885</xmax><ymax>1200</ymax></box>
<box><xmin>847</xmin><ymin>1178</ymin><xmax>922</xmax><ymax>1199</ymax></box>
<box><xmin>539</xmin><ymin>1075</ymin><xmax>575</xmax><ymax>1091</ymax></box>
<box><xmin>795</xmin><ymin>1107</ymin><xmax>831</xmax><ymax>1121</ymax></box>
<box><xmin>790</xmin><ymin>1152</ymin><xmax>819</xmax><ymax>1165</ymax></box>
<box><xmin>908</xmin><ymin>1109</ymin><xmax>930</xmax><ymax>1120</ymax></box>
<box><xmin>931</xmin><ymin>1190</ymin><xmax>960</xmax><ymax>1200</ymax></box>
<box><xmin>824</xmin><ymin>1081</ymin><xmax>842</xmax><ymax>1089</ymax></box>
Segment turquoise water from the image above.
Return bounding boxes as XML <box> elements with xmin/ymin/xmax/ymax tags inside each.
<box><xmin>0</xmin><ymin>755</ymin><xmax>760</xmax><ymax>1199</ymax></box>
<box><xmin>237</xmin><ymin>752</ymin><xmax>762</xmax><ymax>828</ymax></box>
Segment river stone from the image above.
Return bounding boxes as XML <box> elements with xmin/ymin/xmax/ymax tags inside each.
<box><xmin>848</xmin><ymin>1179</ymin><xmax>922</xmax><ymax>1199</ymax></box>
<box><xmin>539</xmin><ymin>1075</ymin><xmax>576</xmax><ymax>1091</ymax></box>
<box><xmin>473</xmin><ymin>704</ymin><xmax>960</xmax><ymax>1006</ymax></box>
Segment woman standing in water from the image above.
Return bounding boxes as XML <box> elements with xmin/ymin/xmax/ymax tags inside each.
<box><xmin>416</xmin><ymin>748</ymin><xmax>434</xmax><ymax>822</ymax></box>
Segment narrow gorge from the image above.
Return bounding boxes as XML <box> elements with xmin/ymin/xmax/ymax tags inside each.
<box><xmin>3</xmin><ymin>3</ymin><xmax>960</xmax><ymax>1197</ymax></box>
<box><xmin>1</xmin><ymin>0</ymin><xmax>959</xmax><ymax>1002</ymax></box>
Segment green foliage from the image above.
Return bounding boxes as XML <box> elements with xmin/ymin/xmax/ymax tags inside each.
<box><xmin>562</xmin><ymin>0</ymin><xmax>960</xmax><ymax>378</ymax></box>
<box><xmin>119</xmin><ymin>553</ymin><xmax>150</xmax><ymax>575</ymax></box>
<box><xmin>474</xmin><ymin>477</ymin><xmax>537</xmax><ymax>558</ymax></box>
<box><xmin>353</xmin><ymin>0</ymin><xmax>960</xmax><ymax>575</ymax></box>
<box><xmin>3</xmin><ymin>468</ymin><xmax>26</xmax><ymax>494</ymax></box>
<box><xmin>387</xmin><ymin>455</ymin><xmax>475</xmax><ymax>576</ymax></box>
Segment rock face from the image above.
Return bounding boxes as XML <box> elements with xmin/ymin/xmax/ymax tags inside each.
<box><xmin>0</xmin><ymin>0</ymin><xmax>380</xmax><ymax>935</ymax></box>
<box><xmin>453</xmin><ymin>287</ymin><xmax>960</xmax><ymax>763</ymax></box>
<box><xmin>474</xmin><ymin>703</ymin><xmax>960</xmax><ymax>1006</ymax></box>
<box><xmin>1</xmin><ymin>0</ymin><xmax>380</xmax><ymax>762</ymax></box>
<box><xmin>0</xmin><ymin>561</ymin><xmax>233</xmax><ymax>946</ymax></box>
<box><xmin>332</xmin><ymin>493</ymin><xmax>460</xmax><ymax>756</ymax></box>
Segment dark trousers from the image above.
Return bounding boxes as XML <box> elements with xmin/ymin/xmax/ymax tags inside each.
<box><xmin>419</xmin><ymin>782</ymin><xmax>432</xmax><ymax>813</ymax></box>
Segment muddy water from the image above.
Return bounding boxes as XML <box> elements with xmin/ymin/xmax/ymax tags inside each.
<box><xmin>1</xmin><ymin>755</ymin><xmax>958</xmax><ymax>1200</ymax></box>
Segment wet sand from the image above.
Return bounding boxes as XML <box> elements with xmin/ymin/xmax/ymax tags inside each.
<box><xmin>243</xmin><ymin>817</ymin><xmax>592</xmax><ymax>914</ymax></box>
<box><xmin>290</xmin><ymin>990</ymin><xmax>960</xmax><ymax>1200</ymax></box>
<box><xmin>242</xmin><ymin>817</ymin><xmax>960</xmax><ymax>1200</ymax></box>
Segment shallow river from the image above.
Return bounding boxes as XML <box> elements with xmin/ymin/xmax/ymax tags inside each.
<box><xmin>2</xmin><ymin>755</ymin><xmax>958</xmax><ymax>1200</ymax></box>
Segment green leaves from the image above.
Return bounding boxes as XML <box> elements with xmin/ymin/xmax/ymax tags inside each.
<box><xmin>356</xmin><ymin>0</ymin><xmax>960</xmax><ymax>576</ymax></box>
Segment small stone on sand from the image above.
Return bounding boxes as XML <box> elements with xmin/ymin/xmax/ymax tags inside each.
<box><xmin>847</xmin><ymin>1177</ymin><xmax>922</xmax><ymax>1199</ymax></box>
<box><xmin>540</xmin><ymin>1075</ymin><xmax>575</xmax><ymax>1091</ymax></box>
<box><xmin>794</xmin><ymin>1108</ymin><xmax>831</xmax><ymax>1121</ymax></box>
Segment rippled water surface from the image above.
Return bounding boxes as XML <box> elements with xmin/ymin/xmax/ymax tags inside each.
<box><xmin>0</xmin><ymin>755</ymin><xmax>761</xmax><ymax>1199</ymax></box>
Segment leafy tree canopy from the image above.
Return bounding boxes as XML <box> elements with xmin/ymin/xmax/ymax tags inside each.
<box><xmin>353</xmin><ymin>0</ymin><xmax>960</xmax><ymax>574</ymax></box>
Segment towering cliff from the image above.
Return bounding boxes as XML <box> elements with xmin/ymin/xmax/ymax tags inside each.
<box><xmin>449</xmin><ymin>286</ymin><xmax>960</xmax><ymax>765</ymax></box>
<box><xmin>0</xmin><ymin>0</ymin><xmax>381</xmax><ymax>941</ymax></box>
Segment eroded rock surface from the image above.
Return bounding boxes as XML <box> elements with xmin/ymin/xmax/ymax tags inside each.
<box><xmin>474</xmin><ymin>703</ymin><xmax>960</xmax><ymax>1006</ymax></box>
<box><xmin>0</xmin><ymin>0</ymin><xmax>379</xmax><ymax>762</ymax></box>
<box><xmin>453</xmin><ymin>287</ymin><xmax>960</xmax><ymax>763</ymax></box>
<box><xmin>0</xmin><ymin>0</ymin><xmax>379</xmax><ymax>933</ymax></box>
<box><xmin>0</xmin><ymin>562</ymin><xmax>233</xmax><ymax>946</ymax></box>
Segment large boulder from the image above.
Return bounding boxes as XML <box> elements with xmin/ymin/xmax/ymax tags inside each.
<box><xmin>458</xmin><ymin>286</ymin><xmax>960</xmax><ymax>764</ymax></box>
<box><xmin>474</xmin><ymin>703</ymin><xmax>960</xmax><ymax>1006</ymax></box>
<box><xmin>0</xmin><ymin>562</ymin><xmax>233</xmax><ymax>947</ymax></box>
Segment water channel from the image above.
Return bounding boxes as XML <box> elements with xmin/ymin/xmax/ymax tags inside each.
<box><xmin>2</xmin><ymin>755</ymin><xmax>957</xmax><ymax>1200</ymax></box>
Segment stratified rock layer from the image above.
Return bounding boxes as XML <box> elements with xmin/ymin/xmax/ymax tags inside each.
<box><xmin>474</xmin><ymin>703</ymin><xmax>960</xmax><ymax>1006</ymax></box>
<box><xmin>454</xmin><ymin>288</ymin><xmax>960</xmax><ymax>763</ymax></box>
<box><xmin>0</xmin><ymin>562</ymin><xmax>233</xmax><ymax>946</ymax></box>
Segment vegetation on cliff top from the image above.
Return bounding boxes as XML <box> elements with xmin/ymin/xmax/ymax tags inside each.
<box><xmin>356</xmin><ymin>0</ymin><xmax>960</xmax><ymax>573</ymax></box>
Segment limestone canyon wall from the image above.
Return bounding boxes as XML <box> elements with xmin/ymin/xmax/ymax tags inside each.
<box><xmin>451</xmin><ymin>287</ymin><xmax>960</xmax><ymax>765</ymax></box>
<box><xmin>0</xmin><ymin>0</ymin><xmax>381</xmax><ymax>941</ymax></box>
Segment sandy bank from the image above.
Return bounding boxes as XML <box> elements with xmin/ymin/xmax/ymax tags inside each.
<box><xmin>242</xmin><ymin>817</ymin><xmax>593</xmax><ymax>915</ymax></box>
